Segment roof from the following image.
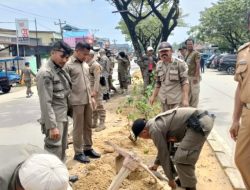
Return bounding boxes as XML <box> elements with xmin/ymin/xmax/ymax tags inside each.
<box><xmin>0</xmin><ymin>56</ymin><xmax>24</xmax><ymax>63</ymax></box>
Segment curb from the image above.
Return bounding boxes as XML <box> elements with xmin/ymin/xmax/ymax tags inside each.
<box><xmin>207</xmin><ymin>129</ymin><xmax>246</xmax><ymax>190</ymax></box>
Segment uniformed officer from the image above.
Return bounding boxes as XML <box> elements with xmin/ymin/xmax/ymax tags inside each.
<box><xmin>86</xmin><ymin>50</ymin><xmax>106</xmax><ymax>132</ymax></box>
<box><xmin>64</xmin><ymin>42</ymin><xmax>100</xmax><ymax>164</ymax></box>
<box><xmin>178</xmin><ymin>46</ymin><xmax>187</xmax><ymax>60</ymax></box>
<box><xmin>130</xmin><ymin>107</ymin><xmax>215</xmax><ymax>190</ymax></box>
<box><xmin>99</xmin><ymin>48</ymin><xmax>111</xmax><ymax>100</ymax></box>
<box><xmin>141</xmin><ymin>46</ymin><xmax>158</xmax><ymax>90</ymax></box>
<box><xmin>106</xmin><ymin>50</ymin><xmax>117</xmax><ymax>93</ymax></box>
<box><xmin>184</xmin><ymin>39</ymin><xmax>201</xmax><ymax>108</ymax></box>
<box><xmin>117</xmin><ymin>51</ymin><xmax>130</xmax><ymax>94</ymax></box>
<box><xmin>36</xmin><ymin>41</ymin><xmax>72</xmax><ymax>161</ymax></box>
<box><xmin>20</xmin><ymin>62</ymin><xmax>36</xmax><ymax>98</ymax></box>
<box><xmin>0</xmin><ymin>144</ymin><xmax>72</xmax><ymax>190</ymax></box>
<box><xmin>229</xmin><ymin>13</ymin><xmax>250</xmax><ymax>189</ymax></box>
<box><xmin>149</xmin><ymin>42</ymin><xmax>189</xmax><ymax>111</ymax></box>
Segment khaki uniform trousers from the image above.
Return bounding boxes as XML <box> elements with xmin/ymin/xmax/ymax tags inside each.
<box><xmin>44</xmin><ymin>121</ymin><xmax>68</xmax><ymax>162</ymax></box>
<box><xmin>174</xmin><ymin>114</ymin><xmax>214</xmax><ymax>187</ymax></box>
<box><xmin>72</xmin><ymin>104</ymin><xmax>93</xmax><ymax>155</ymax></box>
<box><xmin>188</xmin><ymin>76</ymin><xmax>200</xmax><ymax>108</ymax></box>
<box><xmin>93</xmin><ymin>93</ymin><xmax>106</xmax><ymax>124</ymax></box>
<box><xmin>118</xmin><ymin>71</ymin><xmax>128</xmax><ymax>90</ymax></box>
<box><xmin>235</xmin><ymin>107</ymin><xmax>250</xmax><ymax>189</ymax></box>
<box><xmin>24</xmin><ymin>79</ymin><xmax>32</xmax><ymax>95</ymax></box>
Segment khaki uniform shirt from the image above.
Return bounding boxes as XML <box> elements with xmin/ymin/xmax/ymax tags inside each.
<box><xmin>156</xmin><ymin>57</ymin><xmax>189</xmax><ymax>104</ymax></box>
<box><xmin>88</xmin><ymin>59</ymin><xmax>102</xmax><ymax>93</ymax></box>
<box><xmin>234</xmin><ymin>42</ymin><xmax>250</xmax><ymax>103</ymax></box>
<box><xmin>21</xmin><ymin>67</ymin><xmax>35</xmax><ymax>81</ymax></box>
<box><xmin>36</xmin><ymin>59</ymin><xmax>71</xmax><ymax>130</ymax></box>
<box><xmin>117</xmin><ymin>56</ymin><xmax>130</xmax><ymax>72</ymax></box>
<box><xmin>0</xmin><ymin>144</ymin><xmax>46</xmax><ymax>190</ymax></box>
<box><xmin>146</xmin><ymin>107</ymin><xmax>198</xmax><ymax>180</ymax></box>
<box><xmin>99</xmin><ymin>55</ymin><xmax>110</xmax><ymax>77</ymax></box>
<box><xmin>185</xmin><ymin>50</ymin><xmax>200</xmax><ymax>76</ymax></box>
<box><xmin>64</xmin><ymin>56</ymin><xmax>92</xmax><ymax>105</ymax></box>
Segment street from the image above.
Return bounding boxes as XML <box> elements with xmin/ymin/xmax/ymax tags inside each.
<box><xmin>0</xmin><ymin>86</ymin><xmax>43</xmax><ymax>147</ymax></box>
<box><xmin>199</xmin><ymin>69</ymin><xmax>236</xmax><ymax>158</ymax></box>
<box><xmin>0</xmin><ymin>68</ymin><xmax>237</xmax><ymax>157</ymax></box>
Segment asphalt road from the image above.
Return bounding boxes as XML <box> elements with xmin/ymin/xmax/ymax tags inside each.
<box><xmin>199</xmin><ymin>68</ymin><xmax>237</xmax><ymax>157</ymax></box>
<box><xmin>0</xmin><ymin>66</ymin><xmax>237</xmax><ymax>160</ymax></box>
<box><xmin>0</xmin><ymin>86</ymin><xmax>44</xmax><ymax>147</ymax></box>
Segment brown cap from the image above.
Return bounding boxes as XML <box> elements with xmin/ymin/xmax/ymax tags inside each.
<box><xmin>158</xmin><ymin>42</ymin><xmax>172</xmax><ymax>52</ymax></box>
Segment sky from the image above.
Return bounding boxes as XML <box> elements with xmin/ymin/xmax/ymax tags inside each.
<box><xmin>0</xmin><ymin>0</ymin><xmax>218</xmax><ymax>44</ymax></box>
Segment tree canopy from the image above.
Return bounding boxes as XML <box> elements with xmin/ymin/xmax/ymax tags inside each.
<box><xmin>188</xmin><ymin>0</ymin><xmax>250</xmax><ymax>51</ymax></box>
<box><xmin>105</xmin><ymin>0</ymin><xmax>181</xmax><ymax>60</ymax></box>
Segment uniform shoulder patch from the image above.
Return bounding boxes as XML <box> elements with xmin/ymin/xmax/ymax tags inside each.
<box><xmin>238</xmin><ymin>42</ymin><xmax>250</xmax><ymax>52</ymax></box>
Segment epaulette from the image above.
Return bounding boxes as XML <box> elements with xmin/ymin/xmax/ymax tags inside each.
<box><xmin>238</xmin><ymin>42</ymin><xmax>250</xmax><ymax>53</ymax></box>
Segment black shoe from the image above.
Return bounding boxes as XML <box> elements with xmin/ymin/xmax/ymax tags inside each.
<box><xmin>69</xmin><ymin>175</ymin><xmax>79</xmax><ymax>183</ymax></box>
<box><xmin>84</xmin><ymin>149</ymin><xmax>101</xmax><ymax>159</ymax></box>
<box><xmin>175</xmin><ymin>178</ymin><xmax>181</xmax><ymax>186</ymax></box>
<box><xmin>74</xmin><ymin>153</ymin><xmax>90</xmax><ymax>163</ymax></box>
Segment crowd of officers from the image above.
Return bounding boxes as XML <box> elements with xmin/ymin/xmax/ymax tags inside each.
<box><xmin>14</xmin><ymin>34</ymin><xmax>249</xmax><ymax>190</ymax></box>
<box><xmin>36</xmin><ymin>41</ymin><xmax>132</xmax><ymax>164</ymax></box>
<box><xmin>30</xmin><ymin>38</ymin><xmax>205</xmax><ymax>190</ymax></box>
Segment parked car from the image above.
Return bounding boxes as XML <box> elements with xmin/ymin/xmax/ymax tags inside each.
<box><xmin>211</xmin><ymin>54</ymin><xmax>224</xmax><ymax>69</ymax></box>
<box><xmin>218</xmin><ymin>54</ymin><xmax>237</xmax><ymax>75</ymax></box>
<box><xmin>206</xmin><ymin>54</ymin><xmax>216</xmax><ymax>68</ymax></box>
<box><xmin>0</xmin><ymin>71</ymin><xmax>20</xmax><ymax>84</ymax></box>
<box><xmin>200</xmin><ymin>53</ymin><xmax>212</xmax><ymax>61</ymax></box>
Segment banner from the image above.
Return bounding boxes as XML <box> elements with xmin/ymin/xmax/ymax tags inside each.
<box><xmin>15</xmin><ymin>19</ymin><xmax>30</xmax><ymax>44</ymax></box>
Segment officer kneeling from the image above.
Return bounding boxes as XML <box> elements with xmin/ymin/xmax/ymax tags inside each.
<box><xmin>130</xmin><ymin>107</ymin><xmax>215</xmax><ymax>190</ymax></box>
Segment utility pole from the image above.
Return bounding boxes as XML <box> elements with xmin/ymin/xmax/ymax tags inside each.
<box><xmin>113</xmin><ymin>39</ymin><xmax>117</xmax><ymax>53</ymax></box>
<box><xmin>54</xmin><ymin>19</ymin><xmax>66</xmax><ymax>40</ymax></box>
<box><xmin>34</xmin><ymin>18</ymin><xmax>41</xmax><ymax>69</ymax></box>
